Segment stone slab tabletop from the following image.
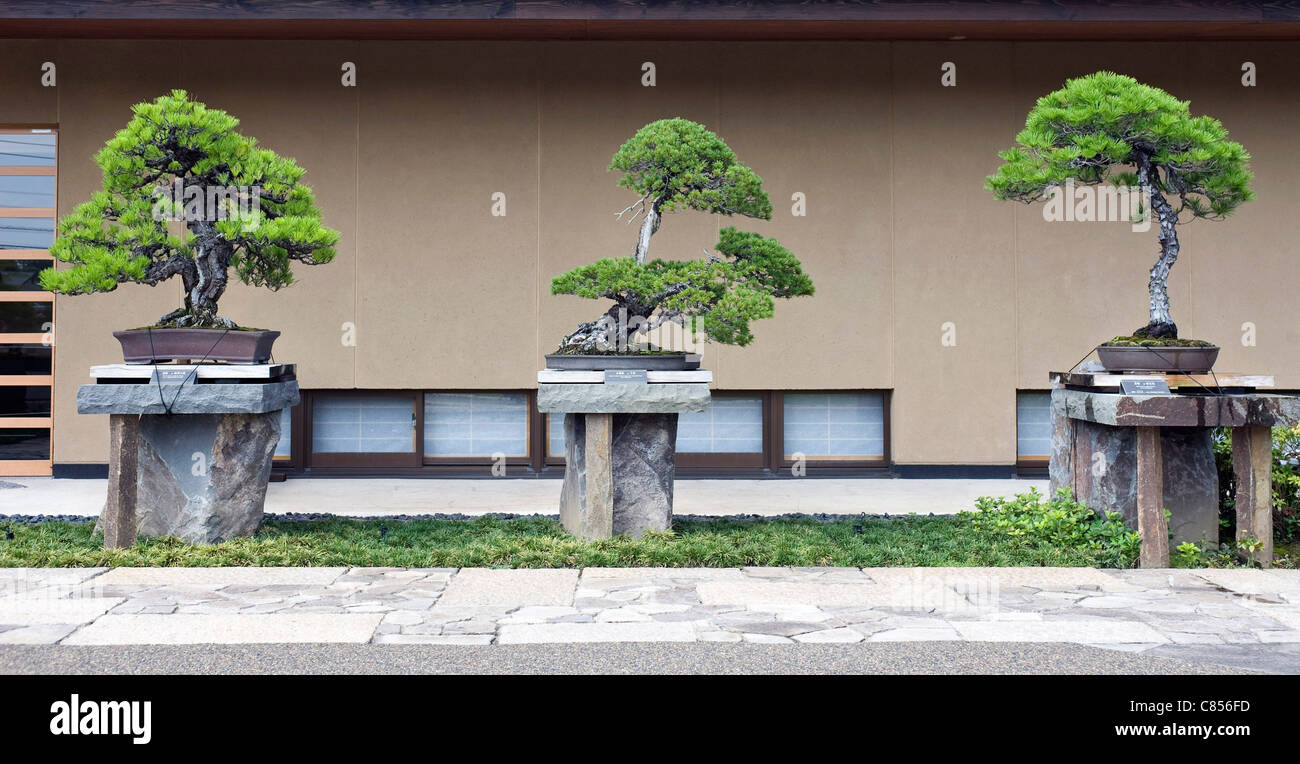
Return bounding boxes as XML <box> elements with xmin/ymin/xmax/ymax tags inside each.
<box><xmin>77</xmin><ymin>379</ymin><xmax>300</xmax><ymax>415</ymax></box>
<box><xmin>1050</xmin><ymin>370</ymin><xmax>1273</xmax><ymax>390</ymax></box>
<box><xmin>537</xmin><ymin>382</ymin><xmax>710</xmax><ymax>414</ymax></box>
<box><xmin>1053</xmin><ymin>387</ymin><xmax>1300</xmax><ymax>428</ymax></box>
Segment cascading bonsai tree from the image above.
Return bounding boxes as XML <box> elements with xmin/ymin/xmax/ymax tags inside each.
<box><xmin>40</xmin><ymin>90</ymin><xmax>339</xmax><ymax>329</ymax></box>
<box><xmin>987</xmin><ymin>71</ymin><xmax>1252</xmax><ymax>344</ymax></box>
<box><xmin>552</xmin><ymin>118</ymin><xmax>814</xmax><ymax>354</ymax></box>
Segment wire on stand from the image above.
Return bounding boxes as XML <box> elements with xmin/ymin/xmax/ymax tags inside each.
<box><xmin>147</xmin><ymin>326</ymin><xmax>232</xmax><ymax>415</ymax></box>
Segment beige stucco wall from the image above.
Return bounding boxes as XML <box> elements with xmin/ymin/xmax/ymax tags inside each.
<box><xmin>1</xmin><ymin>39</ymin><xmax>1294</xmax><ymax>466</ymax></box>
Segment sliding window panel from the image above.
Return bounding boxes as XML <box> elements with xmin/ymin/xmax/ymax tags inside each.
<box><xmin>782</xmin><ymin>392</ymin><xmax>886</xmax><ymax>464</ymax></box>
<box><xmin>676</xmin><ymin>394</ymin><xmax>765</xmax><ymax>469</ymax></box>
<box><xmin>424</xmin><ymin>392</ymin><xmax>529</xmax><ymax>464</ymax></box>
<box><xmin>1016</xmin><ymin>391</ymin><xmax>1053</xmax><ymax>464</ymax></box>
<box><xmin>309</xmin><ymin>392</ymin><xmax>419</xmax><ymax>468</ymax></box>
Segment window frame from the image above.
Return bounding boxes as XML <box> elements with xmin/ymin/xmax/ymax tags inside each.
<box><xmin>770</xmin><ymin>390</ymin><xmax>891</xmax><ymax>470</ymax></box>
<box><xmin>0</xmin><ymin>126</ymin><xmax>57</xmax><ymax>477</ymax></box>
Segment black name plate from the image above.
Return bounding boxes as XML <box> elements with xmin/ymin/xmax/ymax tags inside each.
<box><xmin>1120</xmin><ymin>378</ymin><xmax>1171</xmax><ymax>396</ymax></box>
<box><xmin>604</xmin><ymin>369</ymin><xmax>648</xmax><ymax>384</ymax></box>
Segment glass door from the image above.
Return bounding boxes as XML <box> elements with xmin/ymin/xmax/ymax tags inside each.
<box><xmin>0</xmin><ymin>129</ymin><xmax>56</xmax><ymax>476</ymax></box>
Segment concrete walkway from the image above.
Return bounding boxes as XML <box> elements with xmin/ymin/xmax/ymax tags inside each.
<box><xmin>2</xmin><ymin>567</ymin><xmax>1297</xmax><ymax>670</ymax></box>
<box><xmin>0</xmin><ymin>476</ymin><xmax>1046</xmax><ymax>518</ymax></box>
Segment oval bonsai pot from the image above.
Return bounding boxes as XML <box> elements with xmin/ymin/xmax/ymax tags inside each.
<box><xmin>114</xmin><ymin>328</ymin><xmax>280</xmax><ymax>364</ymax></box>
<box><xmin>1096</xmin><ymin>345</ymin><xmax>1220</xmax><ymax>373</ymax></box>
<box><xmin>545</xmin><ymin>353</ymin><xmax>691</xmax><ymax>371</ymax></box>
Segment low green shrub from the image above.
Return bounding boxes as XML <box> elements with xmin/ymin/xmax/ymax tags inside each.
<box><xmin>962</xmin><ymin>489</ymin><xmax>1140</xmax><ymax>569</ymax></box>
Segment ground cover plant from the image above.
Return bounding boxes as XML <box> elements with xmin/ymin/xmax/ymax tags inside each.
<box><xmin>2</xmin><ymin>504</ymin><xmax>1143</xmax><ymax>569</ymax></box>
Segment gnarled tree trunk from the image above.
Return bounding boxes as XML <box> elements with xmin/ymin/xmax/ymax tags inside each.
<box><xmin>1135</xmin><ymin>152</ymin><xmax>1180</xmax><ymax>339</ymax></box>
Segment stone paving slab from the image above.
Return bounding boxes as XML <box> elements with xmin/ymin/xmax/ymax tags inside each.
<box><xmin>1193</xmin><ymin>569</ymin><xmax>1300</xmax><ymax>596</ymax></box>
<box><xmin>864</xmin><ymin>567</ymin><xmax>1127</xmax><ymax>590</ymax></box>
<box><xmin>0</xmin><ymin>597</ymin><xmax>123</xmax><ymax>626</ymax></box>
<box><xmin>697</xmin><ymin>580</ymin><xmax>931</xmax><ymax>607</ymax></box>
<box><xmin>64</xmin><ymin>613</ymin><xmax>384</xmax><ymax>645</ymax></box>
<box><xmin>97</xmin><ymin>567</ymin><xmax>348</xmax><ymax>586</ymax></box>
<box><xmin>436</xmin><ymin>569</ymin><xmax>578</xmax><ymax>607</ymax></box>
<box><xmin>4</xmin><ymin>566</ymin><xmax>1300</xmax><ymax>653</ymax></box>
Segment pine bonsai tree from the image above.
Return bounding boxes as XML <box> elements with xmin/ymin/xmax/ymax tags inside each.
<box><xmin>552</xmin><ymin>118</ymin><xmax>813</xmax><ymax>353</ymax></box>
<box><xmin>987</xmin><ymin>71</ymin><xmax>1252</xmax><ymax>341</ymax></box>
<box><xmin>40</xmin><ymin>90</ymin><xmax>339</xmax><ymax>329</ymax></box>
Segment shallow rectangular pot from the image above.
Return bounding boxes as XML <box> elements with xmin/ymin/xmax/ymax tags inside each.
<box><xmin>114</xmin><ymin>328</ymin><xmax>280</xmax><ymax>364</ymax></box>
<box><xmin>1096</xmin><ymin>345</ymin><xmax>1220</xmax><ymax>373</ymax></box>
<box><xmin>545</xmin><ymin>353</ymin><xmax>690</xmax><ymax>371</ymax></box>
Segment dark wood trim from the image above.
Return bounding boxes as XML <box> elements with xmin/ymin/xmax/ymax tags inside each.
<box><xmin>3</xmin><ymin>19</ymin><xmax>1299</xmax><ymax>41</ymax></box>
<box><xmin>766</xmin><ymin>391</ymin><xmax>783</xmax><ymax>473</ymax></box>
<box><xmin>527</xmin><ymin>389</ymin><xmax>546</xmax><ymax>472</ymax></box>
<box><xmin>676</xmin><ymin>451</ymin><xmax>764</xmax><ymax>469</ymax></box>
<box><xmin>5</xmin><ymin>1</ymin><xmax>1299</xmax><ymax>23</ymax></box>
<box><xmin>881</xmin><ymin>389</ymin><xmax>893</xmax><ymax>467</ymax></box>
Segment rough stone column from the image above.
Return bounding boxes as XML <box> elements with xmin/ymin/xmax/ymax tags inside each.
<box><xmin>611</xmin><ymin>412</ymin><xmax>678</xmax><ymax>535</ymax></box>
<box><xmin>103</xmin><ymin>414</ymin><xmax>140</xmax><ymax>549</ymax></box>
<box><xmin>1135</xmin><ymin>426</ymin><xmax>1169</xmax><ymax>568</ymax></box>
<box><xmin>559</xmin><ymin>413</ymin><xmax>614</xmax><ymax>540</ymax></box>
<box><xmin>1048</xmin><ymin>386</ymin><xmax>1075</xmax><ymax>498</ymax></box>
<box><xmin>134</xmin><ymin>412</ymin><xmax>280</xmax><ymax>543</ymax></box>
<box><xmin>1232</xmin><ymin>425</ymin><xmax>1274</xmax><ymax>567</ymax></box>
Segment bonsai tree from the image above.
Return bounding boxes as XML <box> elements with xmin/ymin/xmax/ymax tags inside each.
<box><xmin>40</xmin><ymin>90</ymin><xmax>339</xmax><ymax>329</ymax></box>
<box><xmin>553</xmin><ymin>118</ymin><xmax>814</xmax><ymax>353</ymax></box>
<box><xmin>987</xmin><ymin>71</ymin><xmax>1252</xmax><ymax>341</ymax></box>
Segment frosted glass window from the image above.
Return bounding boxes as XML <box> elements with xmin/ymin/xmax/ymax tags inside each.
<box><xmin>782</xmin><ymin>393</ymin><xmax>884</xmax><ymax>459</ymax></box>
<box><xmin>547</xmin><ymin>414</ymin><xmax>566</xmax><ymax>458</ymax></box>
<box><xmin>274</xmin><ymin>406</ymin><xmax>292</xmax><ymax>459</ymax></box>
<box><xmin>1017</xmin><ymin>391</ymin><xmax>1052</xmax><ymax>458</ymax></box>
<box><xmin>312</xmin><ymin>395</ymin><xmax>414</xmax><ymax>454</ymax></box>
<box><xmin>677</xmin><ymin>396</ymin><xmax>763</xmax><ymax>453</ymax></box>
<box><xmin>424</xmin><ymin>392</ymin><xmax>528</xmax><ymax>457</ymax></box>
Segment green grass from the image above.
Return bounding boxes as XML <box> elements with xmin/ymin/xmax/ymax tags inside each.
<box><xmin>0</xmin><ymin>514</ymin><xmax>1130</xmax><ymax>569</ymax></box>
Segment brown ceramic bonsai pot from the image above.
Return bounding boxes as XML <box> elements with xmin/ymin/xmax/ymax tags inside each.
<box><xmin>1096</xmin><ymin>345</ymin><xmax>1220</xmax><ymax>373</ymax></box>
<box><xmin>114</xmin><ymin>328</ymin><xmax>280</xmax><ymax>364</ymax></box>
<box><xmin>545</xmin><ymin>352</ymin><xmax>692</xmax><ymax>371</ymax></box>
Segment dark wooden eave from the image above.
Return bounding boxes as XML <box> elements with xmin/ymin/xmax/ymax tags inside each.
<box><xmin>2</xmin><ymin>1</ymin><xmax>1300</xmax><ymax>40</ymax></box>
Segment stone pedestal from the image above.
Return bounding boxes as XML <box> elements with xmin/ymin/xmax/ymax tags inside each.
<box><xmin>1050</xmin><ymin>383</ymin><xmax>1300</xmax><ymax>567</ymax></box>
<box><xmin>1050</xmin><ymin>413</ymin><xmax>1219</xmax><ymax>545</ymax></box>
<box><xmin>538</xmin><ymin>376</ymin><xmax>710</xmax><ymax>540</ymax></box>
<box><xmin>78</xmin><ymin>364</ymin><xmax>298</xmax><ymax>546</ymax></box>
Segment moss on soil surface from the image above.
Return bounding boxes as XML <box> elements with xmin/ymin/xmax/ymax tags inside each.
<box><xmin>1102</xmin><ymin>336</ymin><xmax>1217</xmax><ymax>348</ymax></box>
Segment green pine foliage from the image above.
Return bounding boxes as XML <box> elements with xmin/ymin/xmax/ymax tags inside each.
<box><xmin>40</xmin><ymin>90</ymin><xmax>339</xmax><ymax>328</ymax></box>
<box><xmin>552</xmin><ymin>118</ymin><xmax>812</xmax><ymax>351</ymax></box>
<box><xmin>608</xmin><ymin>117</ymin><xmax>773</xmax><ymax>219</ymax></box>
<box><xmin>987</xmin><ymin>71</ymin><xmax>1253</xmax><ymax>217</ymax></box>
